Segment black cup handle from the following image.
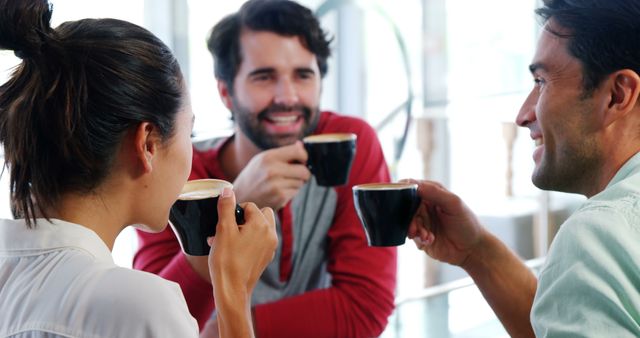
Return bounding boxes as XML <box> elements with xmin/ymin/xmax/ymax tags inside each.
<box><xmin>235</xmin><ymin>204</ymin><xmax>245</xmax><ymax>225</ymax></box>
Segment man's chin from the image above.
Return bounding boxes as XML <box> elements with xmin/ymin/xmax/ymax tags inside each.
<box><xmin>253</xmin><ymin>133</ymin><xmax>303</xmax><ymax>150</ymax></box>
<box><xmin>272</xmin><ymin>134</ymin><xmax>303</xmax><ymax>147</ymax></box>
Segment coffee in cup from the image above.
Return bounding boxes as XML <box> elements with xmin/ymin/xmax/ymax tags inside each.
<box><xmin>303</xmin><ymin>133</ymin><xmax>357</xmax><ymax>187</ymax></box>
<box><xmin>169</xmin><ymin>179</ymin><xmax>245</xmax><ymax>256</ymax></box>
<box><xmin>353</xmin><ymin>182</ymin><xmax>419</xmax><ymax>246</ymax></box>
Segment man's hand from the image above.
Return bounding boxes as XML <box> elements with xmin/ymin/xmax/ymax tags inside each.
<box><xmin>404</xmin><ymin>179</ymin><xmax>537</xmax><ymax>338</ymax></box>
<box><xmin>233</xmin><ymin>141</ymin><xmax>311</xmax><ymax>210</ymax></box>
<box><xmin>404</xmin><ymin>179</ymin><xmax>486</xmax><ymax>267</ymax></box>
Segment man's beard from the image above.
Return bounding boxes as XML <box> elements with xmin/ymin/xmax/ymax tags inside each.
<box><xmin>232</xmin><ymin>99</ymin><xmax>320</xmax><ymax>150</ymax></box>
<box><xmin>532</xmin><ymin>137</ymin><xmax>601</xmax><ymax>195</ymax></box>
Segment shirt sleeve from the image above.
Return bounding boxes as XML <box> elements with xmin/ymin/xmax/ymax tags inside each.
<box><xmin>252</xmin><ymin>117</ymin><xmax>397</xmax><ymax>338</ymax></box>
<box><xmin>531</xmin><ymin>204</ymin><xmax>640</xmax><ymax>337</ymax></box>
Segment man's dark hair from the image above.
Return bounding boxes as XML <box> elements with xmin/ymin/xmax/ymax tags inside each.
<box><xmin>207</xmin><ymin>0</ymin><xmax>332</xmax><ymax>93</ymax></box>
<box><xmin>536</xmin><ymin>0</ymin><xmax>640</xmax><ymax>95</ymax></box>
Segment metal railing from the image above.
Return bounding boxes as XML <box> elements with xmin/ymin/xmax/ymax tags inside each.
<box><xmin>381</xmin><ymin>257</ymin><xmax>546</xmax><ymax>338</ymax></box>
<box><xmin>394</xmin><ymin>256</ymin><xmax>546</xmax><ymax>307</ymax></box>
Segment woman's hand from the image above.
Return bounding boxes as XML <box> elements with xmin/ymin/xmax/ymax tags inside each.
<box><xmin>207</xmin><ymin>187</ymin><xmax>277</xmax><ymax>338</ymax></box>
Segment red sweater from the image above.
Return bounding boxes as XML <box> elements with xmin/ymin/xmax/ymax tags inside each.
<box><xmin>134</xmin><ymin>111</ymin><xmax>397</xmax><ymax>338</ymax></box>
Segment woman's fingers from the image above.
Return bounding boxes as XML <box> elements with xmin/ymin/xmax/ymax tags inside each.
<box><xmin>261</xmin><ymin>207</ymin><xmax>275</xmax><ymax>227</ymax></box>
<box><xmin>216</xmin><ymin>187</ymin><xmax>238</xmax><ymax>234</ymax></box>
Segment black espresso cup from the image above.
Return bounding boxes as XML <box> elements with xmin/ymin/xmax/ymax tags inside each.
<box><xmin>303</xmin><ymin>133</ymin><xmax>357</xmax><ymax>187</ymax></box>
<box><xmin>169</xmin><ymin>179</ymin><xmax>245</xmax><ymax>256</ymax></box>
<box><xmin>353</xmin><ymin>182</ymin><xmax>420</xmax><ymax>246</ymax></box>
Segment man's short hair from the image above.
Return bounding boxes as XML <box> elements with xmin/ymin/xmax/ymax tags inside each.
<box><xmin>536</xmin><ymin>0</ymin><xmax>640</xmax><ymax>95</ymax></box>
<box><xmin>207</xmin><ymin>0</ymin><xmax>332</xmax><ymax>93</ymax></box>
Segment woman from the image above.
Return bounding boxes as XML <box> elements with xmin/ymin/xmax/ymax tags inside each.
<box><xmin>0</xmin><ymin>1</ymin><xmax>277</xmax><ymax>337</ymax></box>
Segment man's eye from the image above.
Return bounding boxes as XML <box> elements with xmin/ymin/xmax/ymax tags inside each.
<box><xmin>253</xmin><ymin>74</ymin><xmax>271</xmax><ymax>82</ymax></box>
<box><xmin>297</xmin><ymin>71</ymin><xmax>315</xmax><ymax>80</ymax></box>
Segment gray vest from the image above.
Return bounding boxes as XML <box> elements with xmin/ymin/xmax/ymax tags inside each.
<box><xmin>252</xmin><ymin>177</ymin><xmax>337</xmax><ymax>305</ymax></box>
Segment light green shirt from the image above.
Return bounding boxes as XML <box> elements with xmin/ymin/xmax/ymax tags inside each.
<box><xmin>531</xmin><ymin>152</ymin><xmax>640</xmax><ymax>337</ymax></box>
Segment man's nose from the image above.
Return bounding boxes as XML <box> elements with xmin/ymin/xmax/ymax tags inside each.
<box><xmin>274</xmin><ymin>78</ymin><xmax>299</xmax><ymax>106</ymax></box>
<box><xmin>516</xmin><ymin>90</ymin><xmax>537</xmax><ymax>127</ymax></box>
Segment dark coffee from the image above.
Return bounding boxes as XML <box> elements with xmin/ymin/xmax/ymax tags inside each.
<box><xmin>169</xmin><ymin>179</ymin><xmax>244</xmax><ymax>256</ymax></box>
<box><xmin>353</xmin><ymin>183</ymin><xmax>419</xmax><ymax>246</ymax></box>
<box><xmin>303</xmin><ymin>133</ymin><xmax>357</xmax><ymax>187</ymax></box>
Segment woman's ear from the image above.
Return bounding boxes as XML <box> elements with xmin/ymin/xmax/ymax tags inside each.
<box><xmin>133</xmin><ymin>122</ymin><xmax>159</xmax><ymax>174</ymax></box>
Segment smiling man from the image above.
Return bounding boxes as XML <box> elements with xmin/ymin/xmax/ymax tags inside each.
<box><xmin>407</xmin><ymin>0</ymin><xmax>640</xmax><ymax>337</ymax></box>
<box><xmin>133</xmin><ymin>1</ymin><xmax>396</xmax><ymax>338</ymax></box>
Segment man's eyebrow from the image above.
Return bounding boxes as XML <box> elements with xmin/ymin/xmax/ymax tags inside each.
<box><xmin>529</xmin><ymin>63</ymin><xmax>546</xmax><ymax>74</ymax></box>
<box><xmin>248</xmin><ymin>67</ymin><xmax>275</xmax><ymax>77</ymax></box>
<box><xmin>295</xmin><ymin>67</ymin><xmax>316</xmax><ymax>74</ymax></box>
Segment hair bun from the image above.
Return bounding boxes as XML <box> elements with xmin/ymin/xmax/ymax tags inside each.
<box><xmin>14</xmin><ymin>49</ymin><xmax>30</xmax><ymax>60</ymax></box>
<box><xmin>0</xmin><ymin>0</ymin><xmax>53</xmax><ymax>59</ymax></box>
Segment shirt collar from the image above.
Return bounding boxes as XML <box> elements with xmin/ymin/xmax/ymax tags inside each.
<box><xmin>0</xmin><ymin>218</ymin><xmax>113</xmax><ymax>264</ymax></box>
<box><xmin>605</xmin><ymin>151</ymin><xmax>640</xmax><ymax>189</ymax></box>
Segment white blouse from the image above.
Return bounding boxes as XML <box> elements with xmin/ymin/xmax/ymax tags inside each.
<box><xmin>0</xmin><ymin>218</ymin><xmax>198</xmax><ymax>337</ymax></box>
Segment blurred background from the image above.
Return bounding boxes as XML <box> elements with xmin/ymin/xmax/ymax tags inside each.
<box><xmin>0</xmin><ymin>0</ymin><xmax>586</xmax><ymax>336</ymax></box>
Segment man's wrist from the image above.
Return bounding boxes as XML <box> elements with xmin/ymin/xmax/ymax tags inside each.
<box><xmin>460</xmin><ymin>228</ymin><xmax>496</xmax><ymax>275</ymax></box>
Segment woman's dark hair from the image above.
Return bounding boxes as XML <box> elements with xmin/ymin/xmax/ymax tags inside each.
<box><xmin>536</xmin><ymin>0</ymin><xmax>640</xmax><ymax>95</ymax></box>
<box><xmin>207</xmin><ymin>0</ymin><xmax>332</xmax><ymax>94</ymax></box>
<box><xmin>0</xmin><ymin>0</ymin><xmax>184</xmax><ymax>227</ymax></box>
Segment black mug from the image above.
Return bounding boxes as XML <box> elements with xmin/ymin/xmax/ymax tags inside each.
<box><xmin>303</xmin><ymin>133</ymin><xmax>357</xmax><ymax>187</ymax></box>
<box><xmin>353</xmin><ymin>182</ymin><xmax>420</xmax><ymax>246</ymax></box>
<box><xmin>169</xmin><ymin>179</ymin><xmax>244</xmax><ymax>256</ymax></box>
